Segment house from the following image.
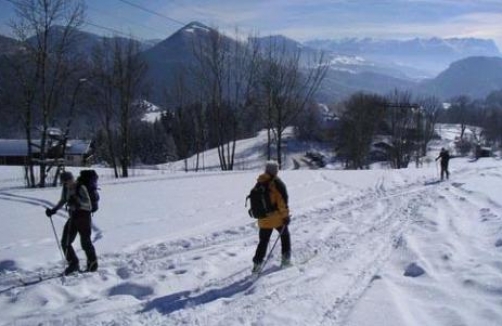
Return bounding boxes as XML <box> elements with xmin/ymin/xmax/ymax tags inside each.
<box><xmin>0</xmin><ymin>139</ymin><xmax>93</xmax><ymax>166</ymax></box>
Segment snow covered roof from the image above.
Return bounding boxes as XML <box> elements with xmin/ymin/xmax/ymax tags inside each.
<box><xmin>0</xmin><ymin>139</ymin><xmax>91</xmax><ymax>156</ymax></box>
<box><xmin>64</xmin><ymin>140</ymin><xmax>92</xmax><ymax>155</ymax></box>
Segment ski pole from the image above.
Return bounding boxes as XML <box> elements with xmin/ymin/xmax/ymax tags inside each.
<box><xmin>49</xmin><ymin>216</ymin><xmax>66</xmax><ymax>262</ymax></box>
<box><xmin>259</xmin><ymin>225</ymin><xmax>286</xmax><ymax>274</ymax></box>
<box><xmin>49</xmin><ymin>215</ymin><xmax>69</xmax><ymax>284</ymax></box>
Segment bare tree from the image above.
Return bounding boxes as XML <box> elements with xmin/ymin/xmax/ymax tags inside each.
<box><xmin>192</xmin><ymin>27</ymin><xmax>261</xmax><ymax>170</ymax></box>
<box><xmin>294</xmin><ymin>102</ymin><xmax>325</xmax><ymax>142</ymax></box>
<box><xmin>417</xmin><ymin>96</ymin><xmax>442</xmax><ymax>156</ymax></box>
<box><xmin>259</xmin><ymin>36</ymin><xmax>328</xmax><ymax>167</ymax></box>
<box><xmin>114</xmin><ymin>38</ymin><xmax>148</xmax><ymax>177</ymax></box>
<box><xmin>89</xmin><ymin>38</ymin><xmax>120</xmax><ymax>177</ymax></box>
<box><xmin>224</xmin><ymin>28</ymin><xmax>261</xmax><ymax>170</ymax></box>
<box><xmin>337</xmin><ymin>93</ymin><xmax>386</xmax><ymax>169</ymax></box>
<box><xmin>192</xmin><ymin>27</ymin><xmax>228</xmax><ymax>170</ymax></box>
<box><xmin>9</xmin><ymin>0</ymin><xmax>86</xmax><ymax>187</ymax></box>
<box><xmin>89</xmin><ymin>36</ymin><xmax>148</xmax><ymax>178</ymax></box>
<box><xmin>52</xmin><ymin>75</ymin><xmax>88</xmax><ymax>185</ymax></box>
<box><xmin>484</xmin><ymin>90</ymin><xmax>502</xmax><ymax>148</ymax></box>
<box><xmin>450</xmin><ymin>95</ymin><xmax>471</xmax><ymax>141</ymax></box>
<box><xmin>385</xmin><ymin>89</ymin><xmax>417</xmax><ymax>169</ymax></box>
<box><xmin>164</xmin><ymin>70</ymin><xmax>208</xmax><ymax>171</ymax></box>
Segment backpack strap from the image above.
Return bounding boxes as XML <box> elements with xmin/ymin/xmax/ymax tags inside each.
<box><xmin>273</xmin><ymin>177</ymin><xmax>288</xmax><ymax>207</ymax></box>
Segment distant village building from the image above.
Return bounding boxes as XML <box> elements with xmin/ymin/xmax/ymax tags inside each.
<box><xmin>0</xmin><ymin>139</ymin><xmax>93</xmax><ymax>166</ymax></box>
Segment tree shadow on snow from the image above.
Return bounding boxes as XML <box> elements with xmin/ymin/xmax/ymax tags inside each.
<box><xmin>0</xmin><ymin>260</ymin><xmax>17</xmax><ymax>273</ymax></box>
<box><xmin>140</xmin><ymin>266</ymin><xmax>280</xmax><ymax>315</ymax></box>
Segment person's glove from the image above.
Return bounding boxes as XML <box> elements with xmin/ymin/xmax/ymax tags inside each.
<box><xmin>45</xmin><ymin>208</ymin><xmax>56</xmax><ymax>217</ymax></box>
<box><xmin>283</xmin><ymin>215</ymin><xmax>291</xmax><ymax>226</ymax></box>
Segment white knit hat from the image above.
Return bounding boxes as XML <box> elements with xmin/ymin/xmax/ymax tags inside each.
<box><xmin>265</xmin><ymin>160</ymin><xmax>279</xmax><ymax>176</ymax></box>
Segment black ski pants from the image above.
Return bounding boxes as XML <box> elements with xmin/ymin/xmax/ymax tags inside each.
<box><xmin>440</xmin><ymin>163</ymin><xmax>450</xmax><ymax>180</ymax></box>
<box><xmin>61</xmin><ymin>210</ymin><xmax>97</xmax><ymax>266</ymax></box>
<box><xmin>253</xmin><ymin>226</ymin><xmax>291</xmax><ymax>264</ymax></box>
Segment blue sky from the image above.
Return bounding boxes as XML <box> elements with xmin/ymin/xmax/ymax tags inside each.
<box><xmin>1</xmin><ymin>0</ymin><xmax>502</xmax><ymax>48</ymax></box>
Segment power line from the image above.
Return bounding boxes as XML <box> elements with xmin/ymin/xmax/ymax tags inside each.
<box><xmin>2</xmin><ymin>0</ymin><xmax>194</xmax><ymax>41</ymax></box>
<box><xmin>87</xmin><ymin>5</ymin><xmax>167</xmax><ymax>38</ymax></box>
<box><xmin>116</xmin><ymin>0</ymin><xmax>187</xmax><ymax>27</ymax></box>
<box><xmin>86</xmin><ymin>21</ymin><xmax>138</xmax><ymax>39</ymax></box>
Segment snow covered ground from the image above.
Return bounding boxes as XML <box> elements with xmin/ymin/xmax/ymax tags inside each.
<box><xmin>1</xmin><ymin>125</ymin><xmax>502</xmax><ymax>326</ymax></box>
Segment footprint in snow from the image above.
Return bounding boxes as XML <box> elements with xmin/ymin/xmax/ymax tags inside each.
<box><xmin>480</xmin><ymin>208</ymin><xmax>498</xmax><ymax>221</ymax></box>
<box><xmin>0</xmin><ymin>259</ymin><xmax>17</xmax><ymax>273</ymax></box>
<box><xmin>174</xmin><ymin>269</ymin><xmax>187</xmax><ymax>275</ymax></box>
<box><xmin>108</xmin><ymin>282</ymin><xmax>154</xmax><ymax>300</ymax></box>
<box><xmin>404</xmin><ymin>262</ymin><xmax>426</xmax><ymax>277</ymax></box>
<box><xmin>179</xmin><ymin>241</ymin><xmax>191</xmax><ymax>249</ymax></box>
<box><xmin>116</xmin><ymin>267</ymin><xmax>131</xmax><ymax>280</ymax></box>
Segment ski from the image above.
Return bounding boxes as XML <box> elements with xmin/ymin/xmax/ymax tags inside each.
<box><xmin>0</xmin><ymin>271</ymin><xmax>60</xmax><ymax>294</ymax></box>
<box><xmin>250</xmin><ymin>248</ymin><xmax>318</xmax><ymax>278</ymax></box>
<box><xmin>18</xmin><ymin>272</ymin><xmax>64</xmax><ymax>287</ymax></box>
<box><xmin>1</xmin><ymin>269</ymin><xmax>95</xmax><ymax>294</ymax></box>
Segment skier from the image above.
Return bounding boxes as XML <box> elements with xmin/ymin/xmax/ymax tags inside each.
<box><xmin>45</xmin><ymin>171</ymin><xmax>98</xmax><ymax>275</ymax></box>
<box><xmin>252</xmin><ymin>161</ymin><xmax>291</xmax><ymax>273</ymax></box>
<box><xmin>436</xmin><ymin>147</ymin><xmax>450</xmax><ymax>181</ymax></box>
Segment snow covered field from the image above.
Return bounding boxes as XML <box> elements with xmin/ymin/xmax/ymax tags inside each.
<box><xmin>1</xmin><ymin>127</ymin><xmax>502</xmax><ymax>326</ymax></box>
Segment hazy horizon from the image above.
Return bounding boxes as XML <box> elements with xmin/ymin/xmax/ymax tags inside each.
<box><xmin>0</xmin><ymin>0</ymin><xmax>501</xmax><ymax>48</ymax></box>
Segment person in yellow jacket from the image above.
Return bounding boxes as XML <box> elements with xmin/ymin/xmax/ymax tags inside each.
<box><xmin>252</xmin><ymin>161</ymin><xmax>291</xmax><ymax>272</ymax></box>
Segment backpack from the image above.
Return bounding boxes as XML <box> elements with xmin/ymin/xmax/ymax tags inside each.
<box><xmin>246</xmin><ymin>180</ymin><xmax>276</xmax><ymax>219</ymax></box>
<box><xmin>77</xmin><ymin>169</ymin><xmax>100</xmax><ymax>213</ymax></box>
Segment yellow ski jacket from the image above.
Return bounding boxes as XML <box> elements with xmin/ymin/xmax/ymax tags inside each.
<box><xmin>256</xmin><ymin>173</ymin><xmax>289</xmax><ymax>229</ymax></box>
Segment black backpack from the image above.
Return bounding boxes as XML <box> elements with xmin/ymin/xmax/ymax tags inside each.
<box><xmin>77</xmin><ymin>169</ymin><xmax>100</xmax><ymax>213</ymax></box>
<box><xmin>246</xmin><ymin>180</ymin><xmax>276</xmax><ymax>219</ymax></box>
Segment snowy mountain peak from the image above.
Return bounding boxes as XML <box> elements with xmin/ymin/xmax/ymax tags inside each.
<box><xmin>181</xmin><ymin>21</ymin><xmax>212</xmax><ymax>34</ymax></box>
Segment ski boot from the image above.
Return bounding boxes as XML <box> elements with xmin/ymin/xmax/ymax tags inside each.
<box><xmin>64</xmin><ymin>262</ymin><xmax>80</xmax><ymax>276</ymax></box>
<box><xmin>86</xmin><ymin>260</ymin><xmax>98</xmax><ymax>272</ymax></box>
<box><xmin>252</xmin><ymin>262</ymin><xmax>262</xmax><ymax>274</ymax></box>
<box><xmin>281</xmin><ymin>256</ymin><xmax>292</xmax><ymax>268</ymax></box>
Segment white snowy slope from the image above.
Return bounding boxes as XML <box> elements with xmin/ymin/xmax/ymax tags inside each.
<box><xmin>0</xmin><ymin>128</ymin><xmax>502</xmax><ymax>326</ymax></box>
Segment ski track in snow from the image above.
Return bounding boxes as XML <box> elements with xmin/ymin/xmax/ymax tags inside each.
<box><xmin>1</xmin><ymin>164</ymin><xmax>502</xmax><ymax>325</ymax></box>
<box><xmin>0</xmin><ymin>191</ymin><xmax>104</xmax><ymax>253</ymax></box>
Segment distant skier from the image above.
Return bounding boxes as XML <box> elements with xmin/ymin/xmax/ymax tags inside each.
<box><xmin>436</xmin><ymin>148</ymin><xmax>450</xmax><ymax>181</ymax></box>
<box><xmin>252</xmin><ymin>161</ymin><xmax>291</xmax><ymax>273</ymax></box>
<box><xmin>45</xmin><ymin>171</ymin><xmax>98</xmax><ymax>275</ymax></box>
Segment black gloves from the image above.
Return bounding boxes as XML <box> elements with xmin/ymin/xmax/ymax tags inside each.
<box><xmin>45</xmin><ymin>208</ymin><xmax>56</xmax><ymax>217</ymax></box>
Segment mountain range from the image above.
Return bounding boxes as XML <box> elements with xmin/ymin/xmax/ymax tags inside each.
<box><xmin>305</xmin><ymin>37</ymin><xmax>501</xmax><ymax>77</ymax></box>
<box><xmin>1</xmin><ymin>22</ymin><xmax>502</xmax><ymax>105</ymax></box>
<box><xmin>140</xmin><ymin>23</ymin><xmax>502</xmax><ymax>104</ymax></box>
<box><xmin>419</xmin><ymin>56</ymin><xmax>502</xmax><ymax>99</ymax></box>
